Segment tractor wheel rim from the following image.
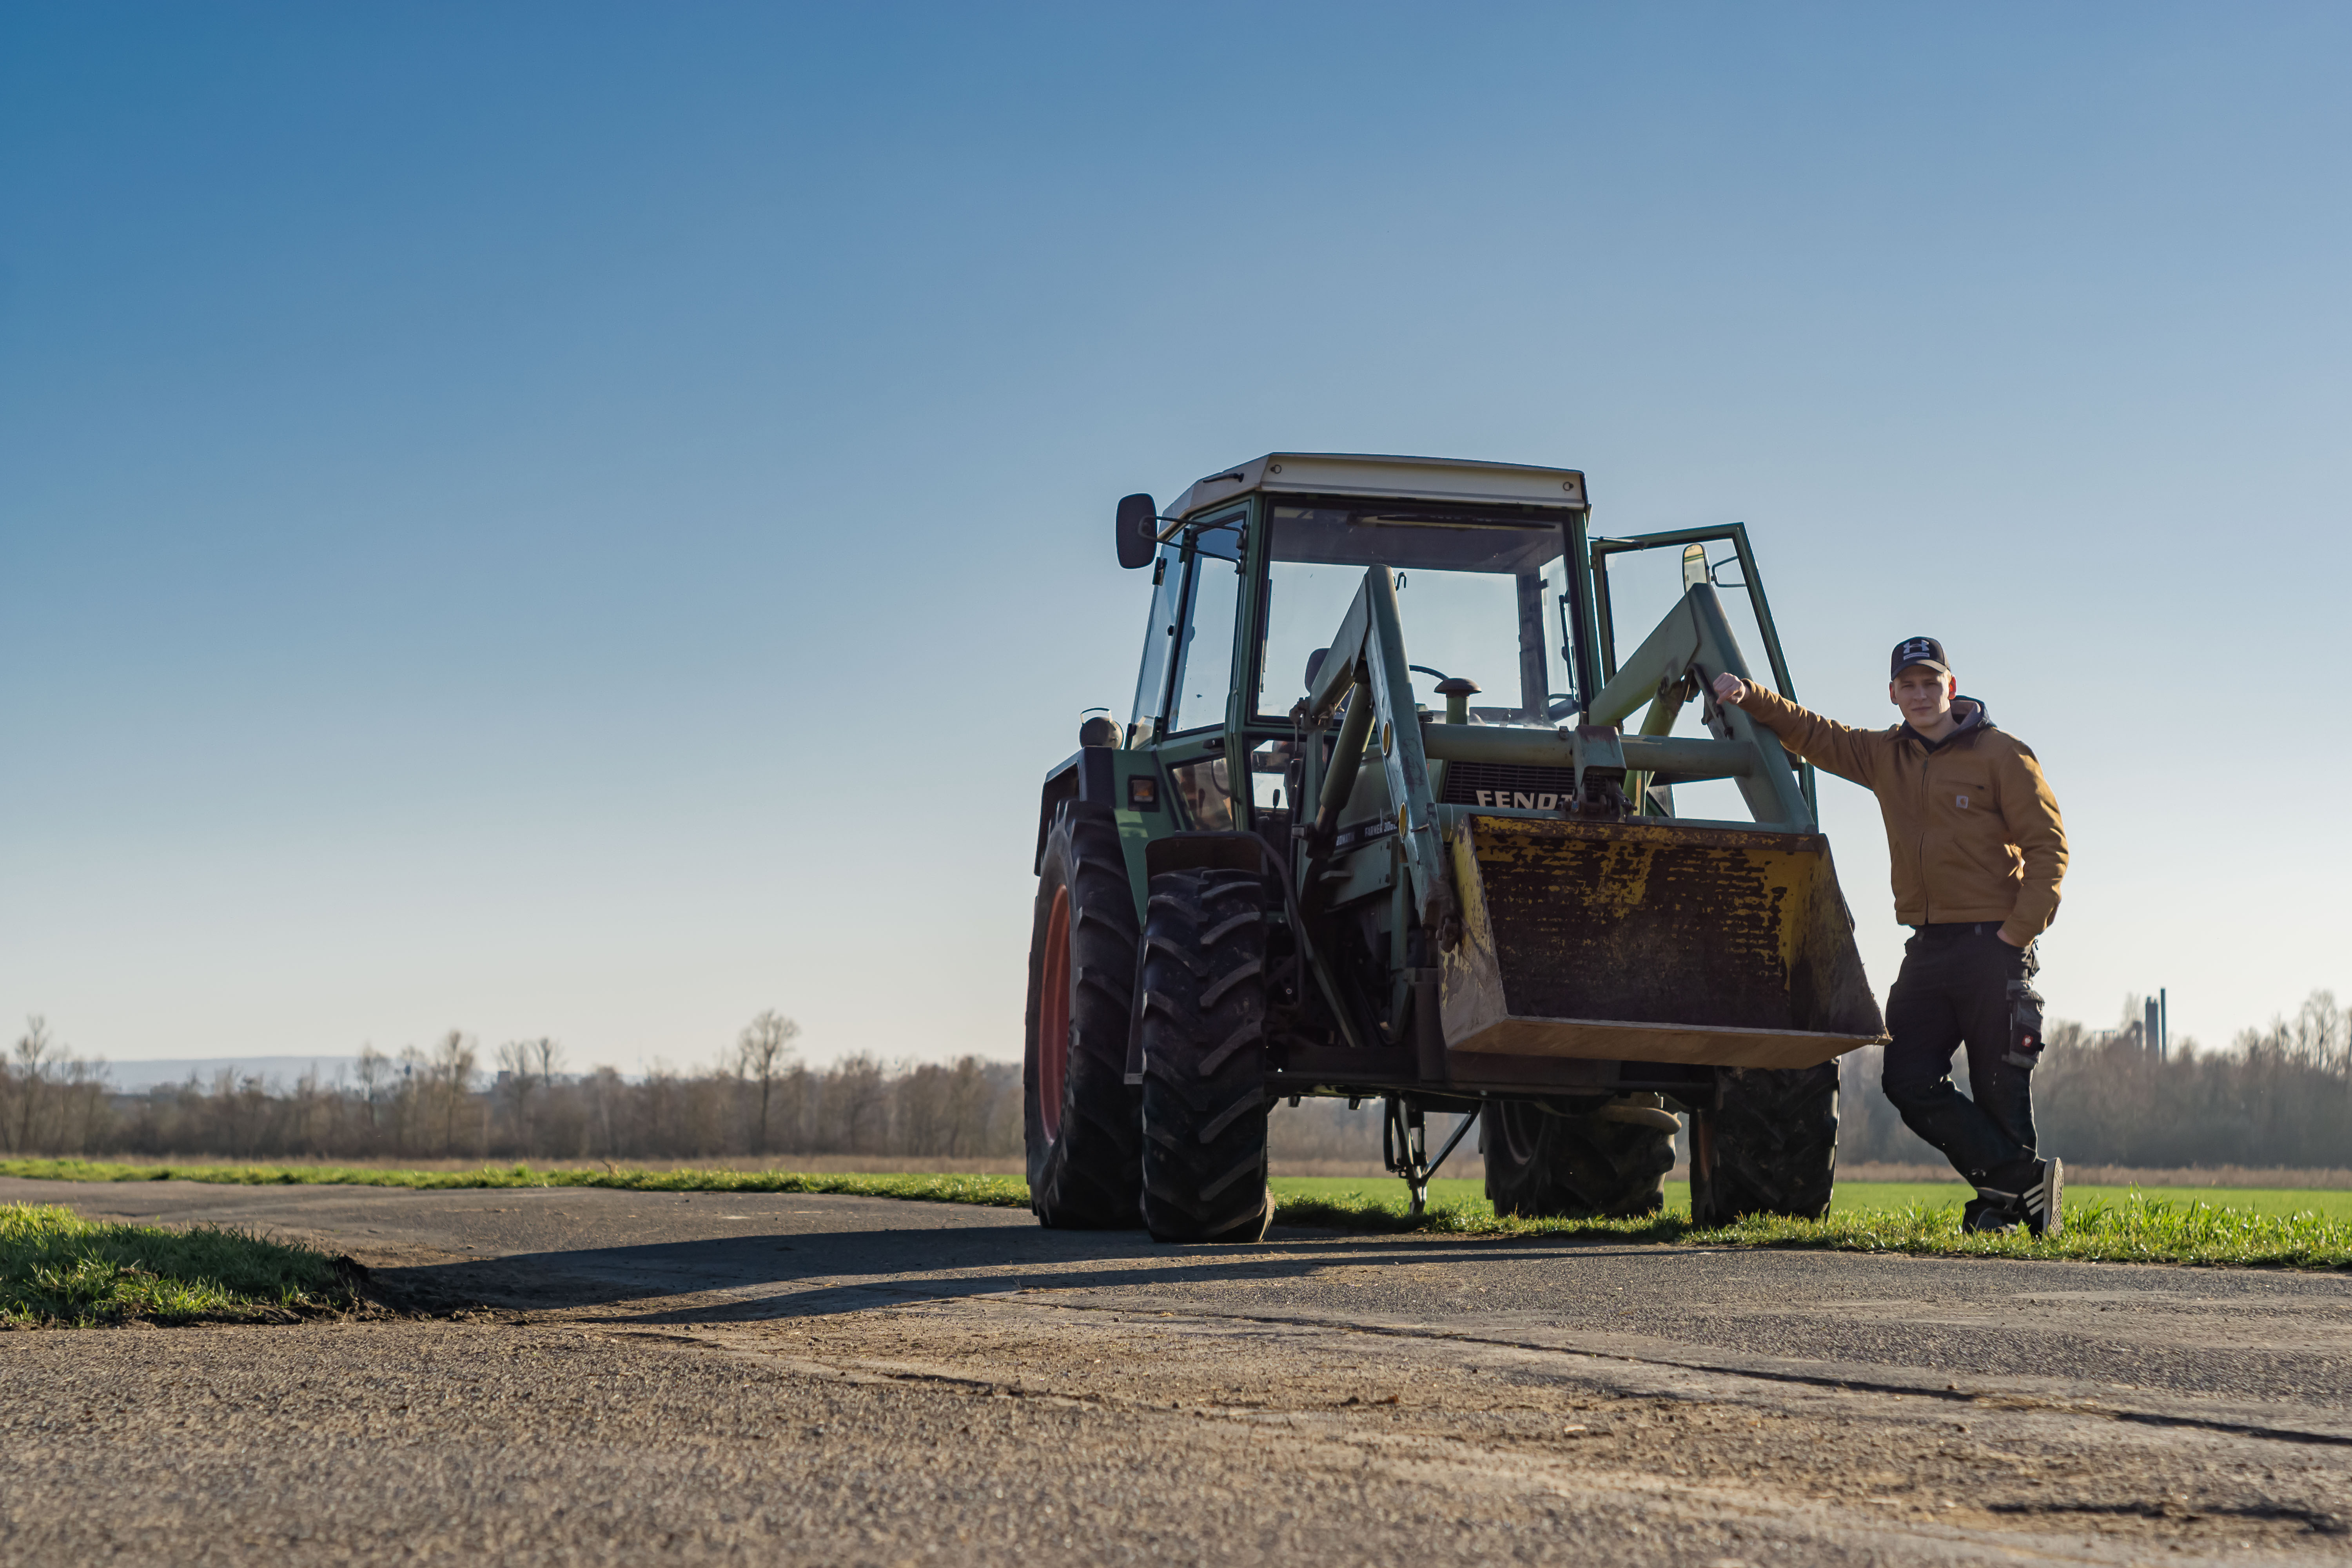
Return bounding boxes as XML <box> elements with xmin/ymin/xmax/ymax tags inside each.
<box><xmin>1038</xmin><ymin>885</ymin><xmax>1072</xmax><ymax>1143</ymax></box>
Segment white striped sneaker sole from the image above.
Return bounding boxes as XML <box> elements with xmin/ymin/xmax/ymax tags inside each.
<box><xmin>2022</xmin><ymin>1158</ymin><xmax>2063</xmax><ymax>1236</ymax></box>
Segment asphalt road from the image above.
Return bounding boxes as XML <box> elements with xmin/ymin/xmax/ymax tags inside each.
<box><xmin>6</xmin><ymin>1176</ymin><xmax>2352</xmax><ymax>1566</ymax></box>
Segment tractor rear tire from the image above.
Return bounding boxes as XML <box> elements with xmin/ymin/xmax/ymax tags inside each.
<box><xmin>1483</xmin><ymin>1100</ymin><xmax>1673</xmax><ymax>1218</ymax></box>
<box><xmin>1024</xmin><ymin>800</ymin><xmax>1143</xmax><ymax>1228</ymax></box>
<box><xmin>1689</xmin><ymin>1063</ymin><xmax>1839</xmax><ymax>1225</ymax></box>
<box><xmin>1138</xmin><ymin>868</ymin><xmax>1274</xmax><ymax>1244</ymax></box>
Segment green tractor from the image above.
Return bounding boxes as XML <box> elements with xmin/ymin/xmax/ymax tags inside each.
<box><xmin>1026</xmin><ymin>454</ymin><xmax>1884</xmax><ymax>1243</ymax></box>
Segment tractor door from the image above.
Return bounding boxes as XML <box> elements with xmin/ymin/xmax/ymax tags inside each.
<box><xmin>1588</xmin><ymin>523</ymin><xmax>1815</xmax><ymax>820</ymax></box>
<box><xmin>1141</xmin><ymin>506</ymin><xmax>1250</xmax><ymax>832</ymax></box>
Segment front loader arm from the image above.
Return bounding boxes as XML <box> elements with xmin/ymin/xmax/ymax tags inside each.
<box><xmin>1586</xmin><ymin>584</ymin><xmax>1812</xmax><ymax>831</ymax></box>
<box><xmin>1299</xmin><ymin>575</ymin><xmax>1816</xmax><ymax>960</ymax></box>
<box><xmin>1301</xmin><ymin>567</ymin><xmax>1461</xmax><ymax>944</ymax></box>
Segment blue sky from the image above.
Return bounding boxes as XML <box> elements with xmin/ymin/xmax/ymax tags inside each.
<box><xmin>3</xmin><ymin>3</ymin><xmax>2346</xmax><ymax>1073</ymax></box>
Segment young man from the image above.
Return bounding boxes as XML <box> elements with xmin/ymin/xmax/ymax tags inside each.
<box><xmin>1711</xmin><ymin>636</ymin><xmax>2069</xmax><ymax>1234</ymax></box>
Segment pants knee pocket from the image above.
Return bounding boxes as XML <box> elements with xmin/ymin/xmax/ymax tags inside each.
<box><xmin>2004</xmin><ymin>979</ymin><xmax>2045</xmax><ymax>1069</ymax></box>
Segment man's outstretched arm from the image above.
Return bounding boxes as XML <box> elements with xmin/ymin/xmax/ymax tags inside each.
<box><xmin>1710</xmin><ymin>673</ymin><xmax>1880</xmax><ymax>787</ymax></box>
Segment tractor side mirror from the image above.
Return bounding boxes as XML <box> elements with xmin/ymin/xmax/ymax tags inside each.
<box><xmin>1681</xmin><ymin>543</ymin><xmax>1710</xmax><ymax>593</ymax></box>
<box><xmin>1116</xmin><ymin>493</ymin><xmax>1160</xmax><ymax>569</ymax></box>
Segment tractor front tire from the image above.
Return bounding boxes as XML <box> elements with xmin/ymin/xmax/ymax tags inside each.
<box><xmin>1689</xmin><ymin>1063</ymin><xmax>1839</xmax><ymax>1225</ymax></box>
<box><xmin>1138</xmin><ymin>868</ymin><xmax>1274</xmax><ymax>1244</ymax></box>
<box><xmin>1483</xmin><ymin>1100</ymin><xmax>1673</xmax><ymax>1218</ymax></box>
<box><xmin>1024</xmin><ymin>800</ymin><xmax>1143</xmax><ymax>1228</ymax></box>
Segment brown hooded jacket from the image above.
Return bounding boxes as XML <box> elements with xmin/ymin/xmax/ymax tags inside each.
<box><xmin>1729</xmin><ymin>686</ymin><xmax>2067</xmax><ymax>946</ymax></box>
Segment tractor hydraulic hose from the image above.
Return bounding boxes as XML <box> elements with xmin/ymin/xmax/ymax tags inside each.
<box><xmin>1310</xmin><ymin>678</ymin><xmax>1376</xmax><ymax>846</ymax></box>
<box><xmin>1626</xmin><ymin>673</ymin><xmax>1695</xmax><ymax>813</ymax></box>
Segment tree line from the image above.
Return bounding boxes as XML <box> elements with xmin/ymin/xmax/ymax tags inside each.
<box><xmin>3</xmin><ymin>993</ymin><xmax>2348</xmax><ymax>1169</ymax></box>
<box><xmin>0</xmin><ymin>1012</ymin><xmax>1024</xmax><ymax>1163</ymax></box>
<box><xmin>1839</xmin><ymin>990</ymin><xmax>2351</xmax><ymax>1169</ymax></box>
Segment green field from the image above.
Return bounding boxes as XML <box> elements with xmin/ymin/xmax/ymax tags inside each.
<box><xmin>7</xmin><ymin>1158</ymin><xmax>2352</xmax><ymax>1270</ymax></box>
<box><xmin>1271</xmin><ymin>1176</ymin><xmax>2352</xmax><ymax>1223</ymax></box>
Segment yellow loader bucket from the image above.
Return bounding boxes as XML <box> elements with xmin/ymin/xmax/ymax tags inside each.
<box><xmin>1438</xmin><ymin>815</ymin><xmax>1886</xmax><ymax>1070</ymax></box>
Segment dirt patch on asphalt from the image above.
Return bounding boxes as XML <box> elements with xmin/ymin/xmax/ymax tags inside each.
<box><xmin>677</xmin><ymin>1298</ymin><xmax>2352</xmax><ymax>1555</ymax></box>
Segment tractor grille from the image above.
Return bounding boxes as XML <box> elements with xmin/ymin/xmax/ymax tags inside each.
<box><xmin>1440</xmin><ymin>761</ymin><xmax>1580</xmax><ymax>811</ymax></box>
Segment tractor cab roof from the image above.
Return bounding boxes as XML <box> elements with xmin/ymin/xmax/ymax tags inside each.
<box><xmin>1169</xmin><ymin>453</ymin><xmax>1589</xmax><ymax>522</ymax></box>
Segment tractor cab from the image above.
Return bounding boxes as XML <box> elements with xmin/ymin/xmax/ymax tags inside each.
<box><xmin>1138</xmin><ymin>497</ymin><xmax>1577</xmax><ymax>741</ymax></box>
<box><xmin>1120</xmin><ymin>458</ymin><xmax>1594</xmax><ymax>851</ymax></box>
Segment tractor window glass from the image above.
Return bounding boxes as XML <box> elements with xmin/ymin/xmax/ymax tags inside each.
<box><xmin>1593</xmin><ymin>539</ymin><xmax>1781</xmax><ymax>821</ymax></box>
<box><xmin>1171</xmin><ymin>756</ymin><xmax>1233</xmax><ymax>829</ymax></box>
<box><xmin>1127</xmin><ymin>543</ymin><xmax>1182</xmax><ymax>743</ymax></box>
<box><xmin>1167</xmin><ymin>517</ymin><xmax>1245</xmax><ymax>735</ymax></box>
<box><xmin>1258</xmin><ymin>507</ymin><xmax>1572</xmax><ymax>723</ymax></box>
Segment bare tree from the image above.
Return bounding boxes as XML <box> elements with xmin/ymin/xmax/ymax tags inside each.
<box><xmin>495</xmin><ymin>1040</ymin><xmax>541</xmax><ymax>1147</ymax></box>
<box><xmin>734</xmin><ymin>1011</ymin><xmax>801</xmax><ymax>1157</ymax></box>
<box><xmin>530</xmin><ymin>1036</ymin><xmax>565</xmax><ymax>1090</ymax></box>
<box><xmin>2296</xmin><ymin>991</ymin><xmax>2347</xmax><ymax>1074</ymax></box>
<box><xmin>12</xmin><ymin>1017</ymin><xmax>56</xmax><ymax>1154</ymax></box>
<box><xmin>432</xmin><ymin>1031</ymin><xmax>479</xmax><ymax>1156</ymax></box>
<box><xmin>62</xmin><ymin>1053</ymin><xmax>112</xmax><ymax>1154</ymax></box>
<box><xmin>828</xmin><ymin>1053</ymin><xmax>889</xmax><ymax>1154</ymax></box>
<box><xmin>584</xmin><ymin>1065</ymin><xmax>623</xmax><ymax>1157</ymax></box>
<box><xmin>355</xmin><ymin>1046</ymin><xmax>390</xmax><ymax>1130</ymax></box>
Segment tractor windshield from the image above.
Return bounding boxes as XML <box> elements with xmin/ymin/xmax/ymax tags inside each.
<box><xmin>1256</xmin><ymin>505</ymin><xmax>1575</xmax><ymax>722</ymax></box>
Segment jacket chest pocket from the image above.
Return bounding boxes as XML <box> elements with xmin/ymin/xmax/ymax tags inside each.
<box><xmin>1940</xmin><ymin>775</ymin><xmax>1991</xmax><ymax>814</ymax></box>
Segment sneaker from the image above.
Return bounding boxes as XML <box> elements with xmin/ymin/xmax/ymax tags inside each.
<box><xmin>1961</xmin><ymin>1196</ymin><xmax>2018</xmax><ymax>1234</ymax></box>
<box><xmin>2018</xmin><ymin>1158</ymin><xmax>2063</xmax><ymax>1237</ymax></box>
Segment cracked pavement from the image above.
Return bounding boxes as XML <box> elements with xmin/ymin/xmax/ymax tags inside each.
<box><xmin>4</xmin><ymin>1176</ymin><xmax>2351</xmax><ymax>1564</ymax></box>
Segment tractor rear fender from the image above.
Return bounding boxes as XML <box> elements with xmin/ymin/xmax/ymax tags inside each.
<box><xmin>1033</xmin><ymin>747</ymin><xmax>1118</xmax><ymax>873</ymax></box>
<box><xmin>1143</xmin><ymin>831</ymin><xmax>1269</xmax><ymax>880</ymax></box>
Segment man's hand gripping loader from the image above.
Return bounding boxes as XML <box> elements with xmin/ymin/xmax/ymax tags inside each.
<box><xmin>1024</xmin><ymin>454</ymin><xmax>1885</xmax><ymax>1243</ymax></box>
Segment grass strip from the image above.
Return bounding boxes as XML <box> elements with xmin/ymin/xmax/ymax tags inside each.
<box><xmin>1271</xmin><ymin>1190</ymin><xmax>2352</xmax><ymax>1269</ymax></box>
<box><xmin>0</xmin><ymin>1202</ymin><xmax>358</xmax><ymax>1327</ymax></box>
<box><xmin>0</xmin><ymin>1157</ymin><xmax>1033</xmax><ymax>1206</ymax></box>
<box><xmin>7</xmin><ymin>1158</ymin><xmax>2349</xmax><ymax>1268</ymax></box>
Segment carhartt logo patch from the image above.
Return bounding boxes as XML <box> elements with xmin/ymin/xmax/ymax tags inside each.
<box><xmin>1956</xmin><ymin>795</ymin><xmax>1970</xmax><ymax>809</ymax></box>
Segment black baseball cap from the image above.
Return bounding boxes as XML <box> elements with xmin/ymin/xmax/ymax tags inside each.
<box><xmin>1890</xmin><ymin>635</ymin><xmax>1950</xmax><ymax>679</ymax></box>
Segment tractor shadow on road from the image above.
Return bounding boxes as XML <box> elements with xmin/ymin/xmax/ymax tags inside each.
<box><xmin>366</xmin><ymin>1222</ymin><xmax>1657</xmax><ymax>1324</ymax></box>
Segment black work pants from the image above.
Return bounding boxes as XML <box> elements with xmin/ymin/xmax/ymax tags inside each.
<box><xmin>1880</xmin><ymin>924</ymin><xmax>2045</xmax><ymax>1189</ymax></box>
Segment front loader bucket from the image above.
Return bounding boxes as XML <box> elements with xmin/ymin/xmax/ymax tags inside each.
<box><xmin>1438</xmin><ymin>815</ymin><xmax>1885</xmax><ymax>1070</ymax></box>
